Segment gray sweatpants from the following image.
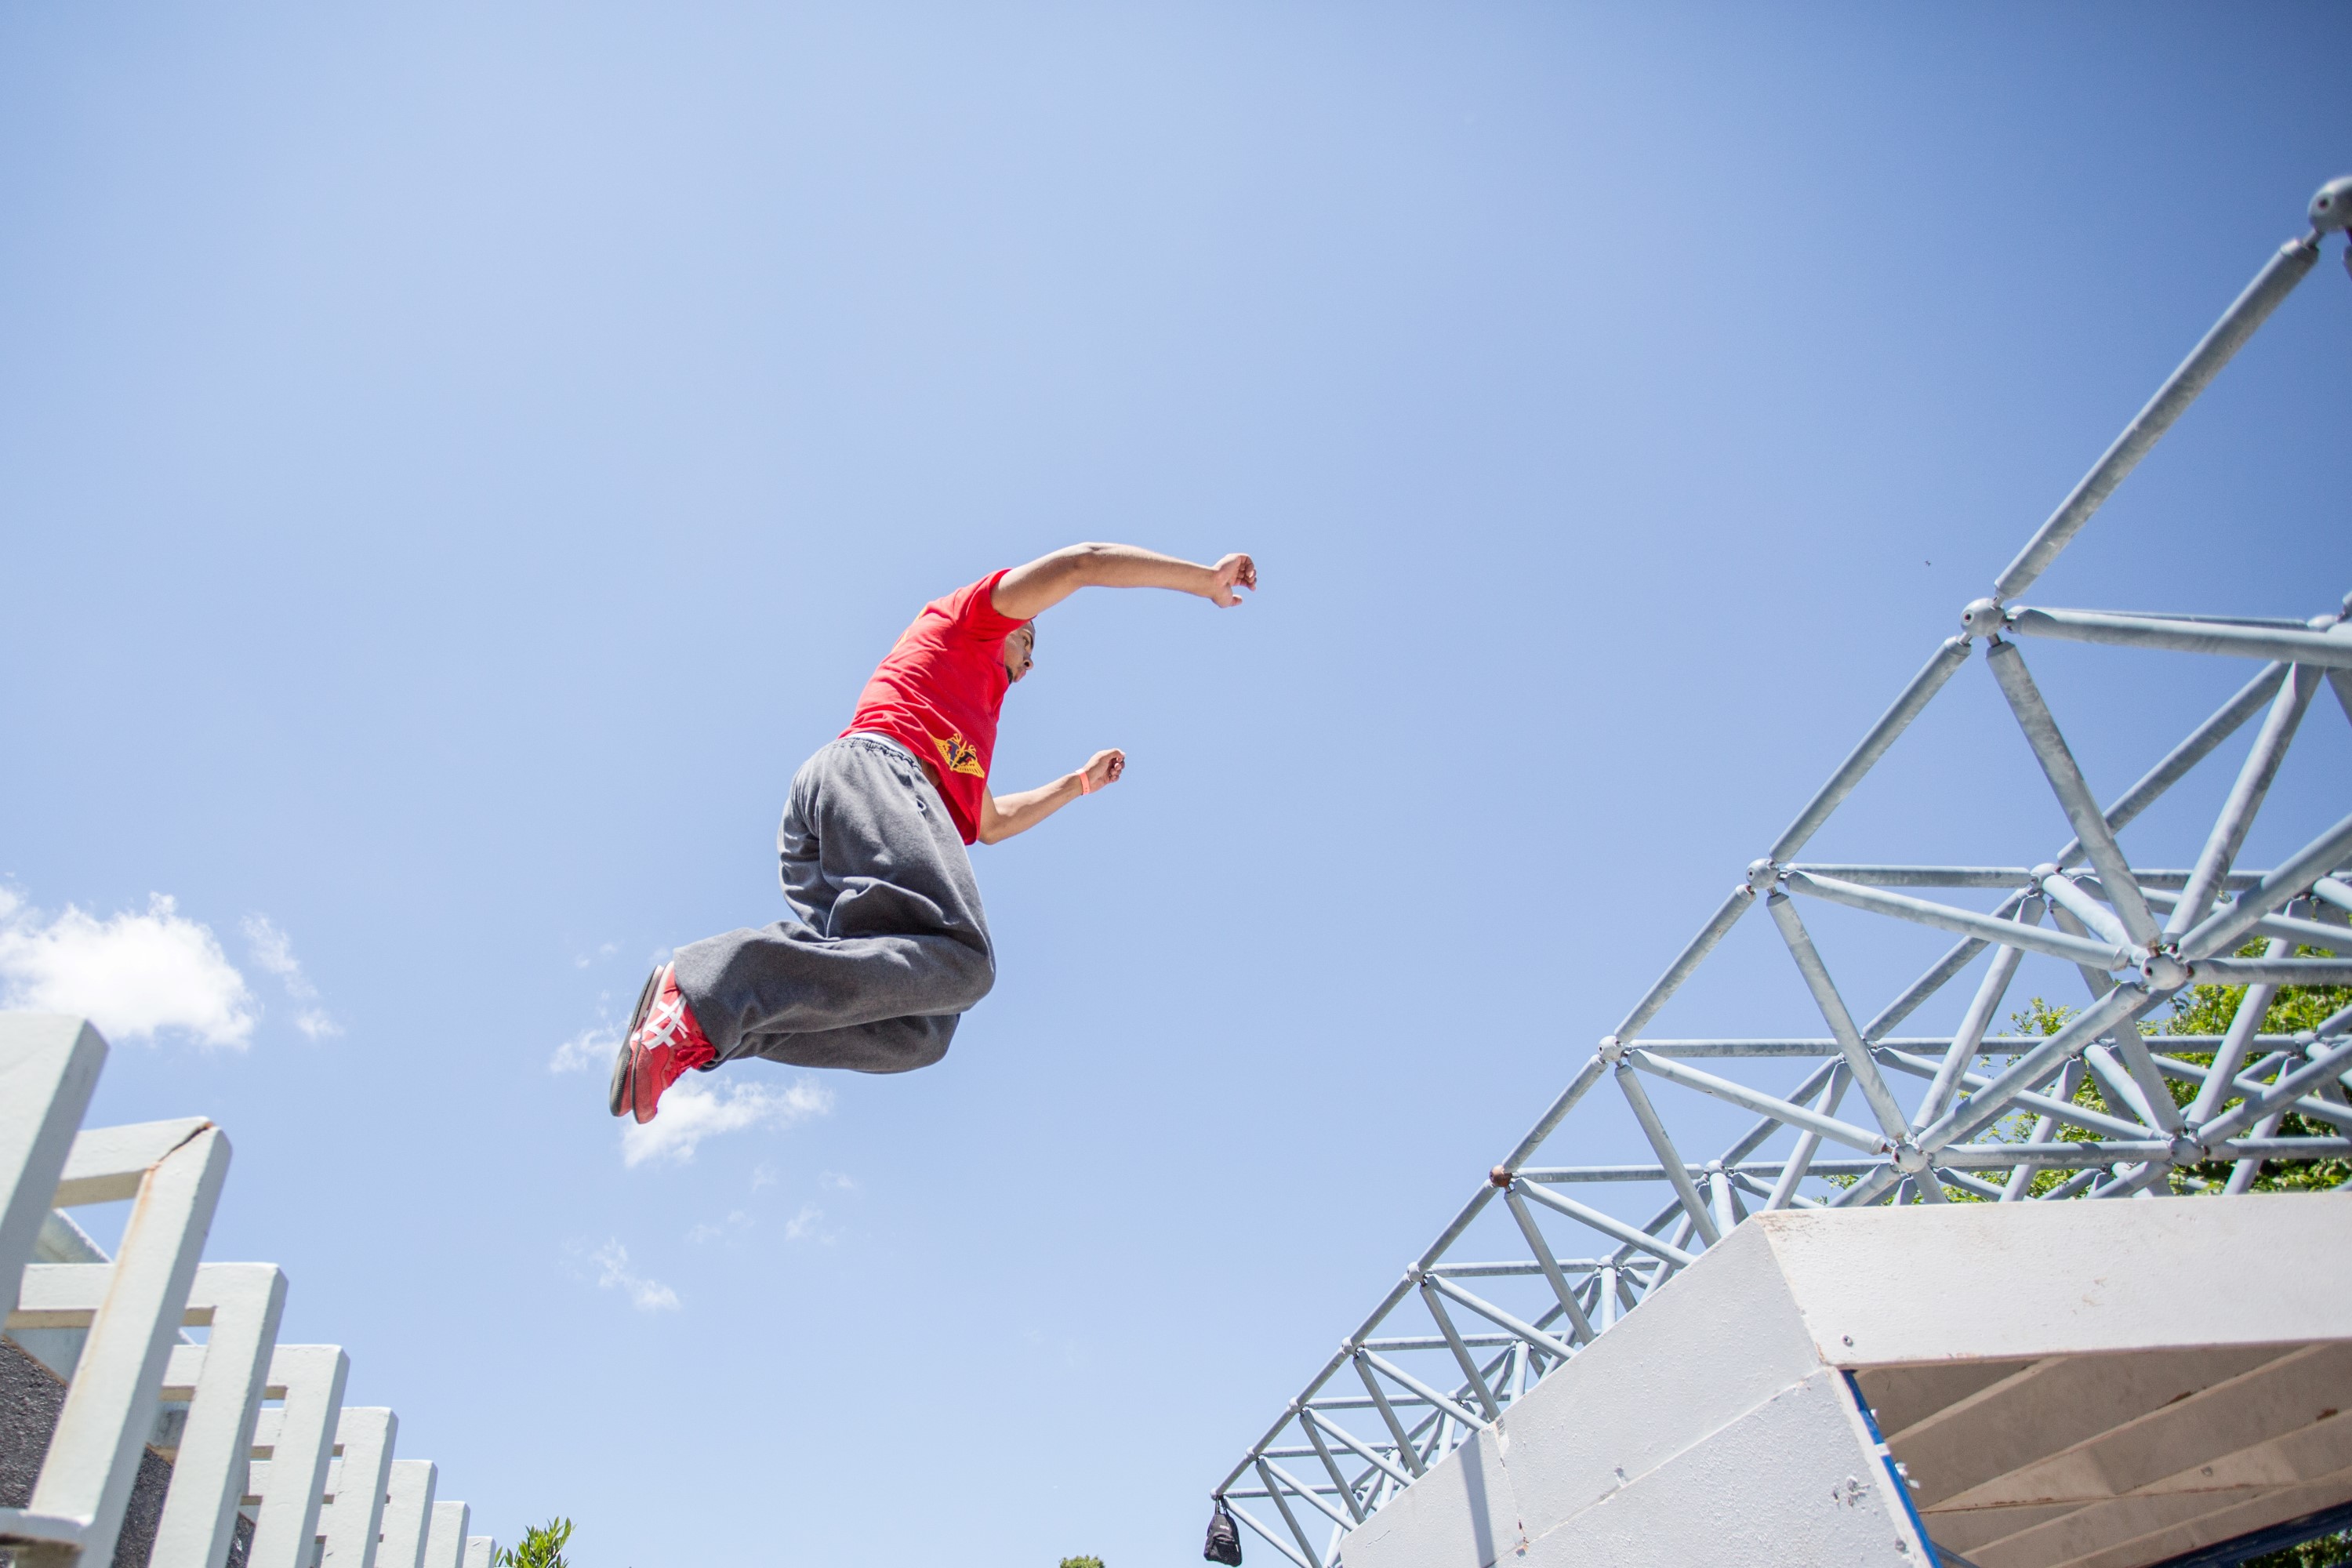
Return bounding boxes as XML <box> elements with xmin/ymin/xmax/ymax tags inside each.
<box><xmin>671</xmin><ymin>732</ymin><xmax>995</xmax><ymax>1074</ymax></box>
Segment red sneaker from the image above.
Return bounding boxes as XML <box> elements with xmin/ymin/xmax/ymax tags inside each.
<box><xmin>607</xmin><ymin>964</ymin><xmax>716</xmax><ymax>1124</ymax></box>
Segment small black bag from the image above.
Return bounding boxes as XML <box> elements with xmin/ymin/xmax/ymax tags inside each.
<box><xmin>1203</xmin><ymin>1497</ymin><xmax>1243</xmax><ymax>1565</ymax></box>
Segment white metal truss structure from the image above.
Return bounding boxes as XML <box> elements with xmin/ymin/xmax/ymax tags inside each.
<box><xmin>0</xmin><ymin>1014</ymin><xmax>501</xmax><ymax>1568</ymax></box>
<box><xmin>1210</xmin><ymin>176</ymin><xmax>2352</xmax><ymax>1568</ymax></box>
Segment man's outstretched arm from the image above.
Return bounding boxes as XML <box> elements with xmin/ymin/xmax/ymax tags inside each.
<box><xmin>977</xmin><ymin>749</ymin><xmax>1125</xmax><ymax>845</ymax></box>
<box><xmin>992</xmin><ymin>543</ymin><xmax>1257</xmax><ymax>622</ymax></box>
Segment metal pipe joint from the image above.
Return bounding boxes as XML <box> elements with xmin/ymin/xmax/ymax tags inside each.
<box><xmin>2310</xmin><ymin>176</ymin><xmax>2352</xmax><ymax>236</ymax></box>
<box><xmin>1959</xmin><ymin>597</ymin><xmax>2010</xmax><ymax>640</ymax></box>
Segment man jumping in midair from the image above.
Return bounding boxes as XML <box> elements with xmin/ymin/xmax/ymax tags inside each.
<box><xmin>610</xmin><ymin>543</ymin><xmax>1258</xmax><ymax>1123</ymax></box>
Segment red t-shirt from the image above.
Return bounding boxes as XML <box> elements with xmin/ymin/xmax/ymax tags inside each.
<box><xmin>843</xmin><ymin>569</ymin><xmax>1025</xmax><ymax>844</ymax></box>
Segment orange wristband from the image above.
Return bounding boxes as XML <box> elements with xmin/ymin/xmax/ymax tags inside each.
<box><xmin>1078</xmin><ymin>768</ymin><xmax>1094</xmax><ymax>796</ymax></box>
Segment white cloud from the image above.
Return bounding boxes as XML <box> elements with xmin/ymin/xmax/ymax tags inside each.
<box><xmin>686</xmin><ymin>1210</ymin><xmax>751</xmax><ymax>1245</ymax></box>
<box><xmin>750</xmin><ymin>1162</ymin><xmax>779</xmax><ymax>1191</ymax></box>
<box><xmin>0</xmin><ymin>891</ymin><xmax>256</xmax><ymax>1048</ymax></box>
<box><xmin>241</xmin><ymin>915</ymin><xmax>340</xmax><ymax>1038</ymax></box>
<box><xmin>591</xmin><ymin>1240</ymin><xmax>679</xmax><ymax>1312</ymax></box>
<box><xmin>619</xmin><ymin>1076</ymin><xmax>833</xmax><ymax>1168</ymax></box>
<box><xmin>240</xmin><ymin>916</ymin><xmax>314</xmax><ymax>996</ymax></box>
<box><xmin>784</xmin><ymin>1202</ymin><xmax>829</xmax><ymax>1243</ymax></box>
<box><xmin>550</xmin><ymin>1022</ymin><xmax>619</xmax><ymax>1074</ymax></box>
<box><xmin>819</xmin><ymin>1171</ymin><xmax>857</xmax><ymax>1192</ymax></box>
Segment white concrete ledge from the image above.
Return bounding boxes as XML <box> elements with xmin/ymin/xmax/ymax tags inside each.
<box><xmin>1339</xmin><ymin>1195</ymin><xmax>2352</xmax><ymax>1568</ymax></box>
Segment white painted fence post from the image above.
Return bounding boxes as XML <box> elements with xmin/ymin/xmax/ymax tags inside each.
<box><xmin>152</xmin><ymin>1261</ymin><xmax>289</xmax><ymax>1568</ymax></box>
<box><xmin>245</xmin><ymin>1345</ymin><xmax>352</xmax><ymax>1568</ymax></box>
<box><xmin>0</xmin><ymin>1018</ymin><xmax>104</xmax><ymax>1312</ymax></box>
<box><xmin>377</xmin><ymin>1460</ymin><xmax>437</xmax><ymax>1568</ymax></box>
<box><xmin>319</xmin><ymin>1406</ymin><xmax>397</xmax><ymax>1567</ymax></box>
<box><xmin>420</xmin><ymin>1501</ymin><xmax>471</xmax><ymax>1568</ymax></box>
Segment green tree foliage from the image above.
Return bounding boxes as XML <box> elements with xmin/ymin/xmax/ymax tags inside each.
<box><xmin>496</xmin><ymin>1519</ymin><xmax>574</xmax><ymax>1568</ymax></box>
<box><xmin>1965</xmin><ymin>937</ymin><xmax>2348</xmax><ymax>1198</ymax></box>
<box><xmin>2242</xmin><ymin>1527</ymin><xmax>2352</xmax><ymax>1567</ymax></box>
<box><xmin>2166</xmin><ymin>943</ymin><xmax>2352</xmax><ymax>1192</ymax></box>
<box><xmin>1059</xmin><ymin>1557</ymin><xmax>1107</xmax><ymax>1568</ymax></box>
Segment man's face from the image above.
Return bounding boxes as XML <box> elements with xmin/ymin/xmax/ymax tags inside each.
<box><xmin>1003</xmin><ymin>623</ymin><xmax>1036</xmax><ymax>683</ymax></box>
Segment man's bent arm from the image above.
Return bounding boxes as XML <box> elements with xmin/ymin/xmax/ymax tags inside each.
<box><xmin>976</xmin><ymin>750</ymin><xmax>1126</xmax><ymax>844</ymax></box>
<box><xmin>993</xmin><ymin>543</ymin><xmax>1256</xmax><ymax>621</ymax></box>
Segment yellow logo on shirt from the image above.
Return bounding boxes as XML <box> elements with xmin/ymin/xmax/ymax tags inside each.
<box><xmin>934</xmin><ymin>733</ymin><xmax>985</xmax><ymax>777</ymax></box>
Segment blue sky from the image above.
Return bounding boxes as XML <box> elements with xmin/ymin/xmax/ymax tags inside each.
<box><xmin>2</xmin><ymin>5</ymin><xmax>2347</xmax><ymax>1564</ymax></box>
